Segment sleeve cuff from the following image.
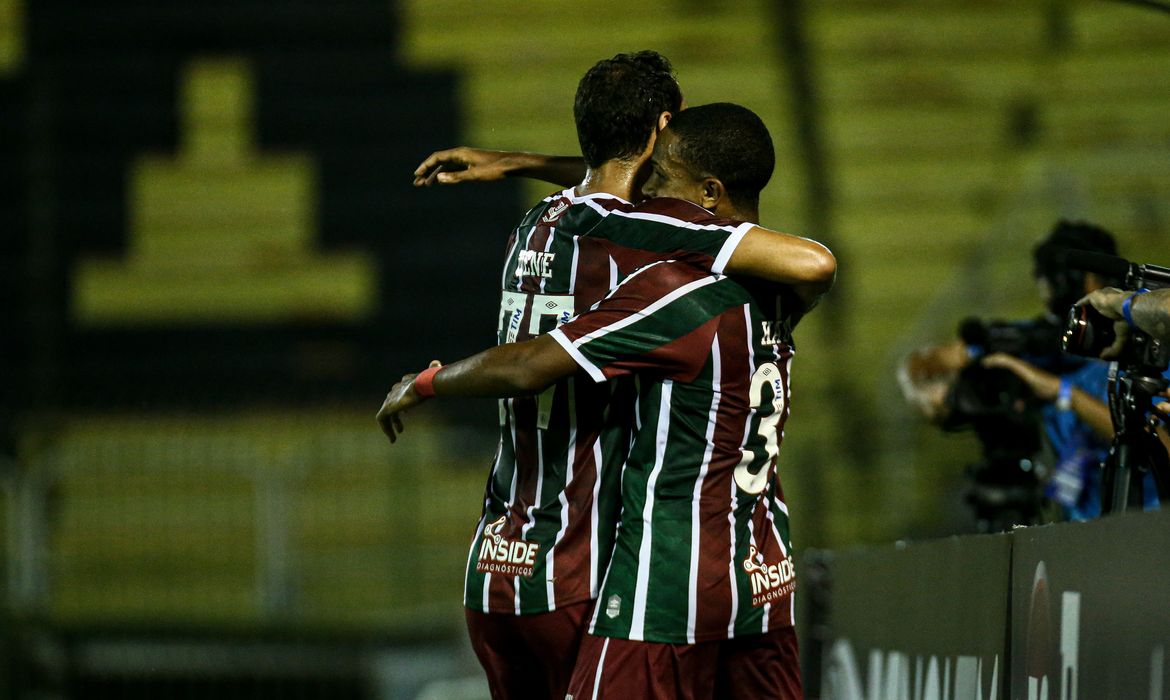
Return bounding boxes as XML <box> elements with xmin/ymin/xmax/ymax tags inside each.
<box><xmin>711</xmin><ymin>222</ymin><xmax>754</xmax><ymax>275</ymax></box>
<box><xmin>548</xmin><ymin>329</ymin><xmax>607</xmax><ymax>383</ymax></box>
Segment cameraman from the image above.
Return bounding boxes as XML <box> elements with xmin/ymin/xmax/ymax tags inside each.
<box><xmin>1079</xmin><ymin>285</ymin><xmax>1170</xmax><ymax>448</ymax></box>
<box><xmin>980</xmin><ymin>222</ymin><xmax>1164</xmax><ymax>518</ymax></box>
<box><xmin>902</xmin><ymin>221</ymin><xmax>1138</xmax><ymax>522</ymax></box>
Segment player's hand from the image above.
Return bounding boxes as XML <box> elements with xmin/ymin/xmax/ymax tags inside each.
<box><xmin>376</xmin><ymin>361</ymin><xmax>442</xmax><ymax>443</ymax></box>
<box><xmin>413</xmin><ymin>147</ymin><xmax>514</xmax><ymax>186</ymax></box>
<box><xmin>981</xmin><ymin>352</ymin><xmax>1060</xmax><ymax>401</ymax></box>
<box><xmin>376</xmin><ymin>375</ymin><xmax>419</xmax><ymax>443</ymax></box>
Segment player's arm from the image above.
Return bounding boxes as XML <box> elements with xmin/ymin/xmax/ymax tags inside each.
<box><xmin>376</xmin><ymin>336</ymin><xmax>576</xmax><ymax>443</ymax></box>
<box><xmin>413</xmin><ymin>147</ymin><xmax>585</xmax><ymax>188</ymax></box>
<box><xmin>724</xmin><ymin>227</ymin><xmax>837</xmax><ymax>310</ymax></box>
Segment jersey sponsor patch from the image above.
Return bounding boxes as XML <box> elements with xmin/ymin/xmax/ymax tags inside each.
<box><xmin>476</xmin><ymin>516</ymin><xmax>541</xmax><ymax>578</ymax></box>
<box><xmin>743</xmin><ymin>544</ymin><xmax>796</xmax><ymax>607</ymax></box>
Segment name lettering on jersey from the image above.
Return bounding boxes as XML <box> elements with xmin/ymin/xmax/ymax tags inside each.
<box><xmin>514</xmin><ymin>250</ymin><xmax>556</xmax><ymax>279</ymax></box>
<box><xmin>541</xmin><ymin>200</ymin><xmax>569</xmax><ymax>223</ymax></box>
<box><xmin>476</xmin><ymin>515</ymin><xmax>541</xmax><ymax>577</ymax></box>
<box><xmin>761</xmin><ymin>321</ymin><xmax>781</xmax><ymax>346</ymax></box>
<box><xmin>743</xmin><ymin>545</ymin><xmax>796</xmax><ymax>607</ymax></box>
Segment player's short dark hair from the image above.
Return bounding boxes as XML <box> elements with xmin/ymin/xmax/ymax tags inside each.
<box><xmin>574</xmin><ymin>51</ymin><xmax>682</xmax><ymax>169</ymax></box>
<box><xmin>1033</xmin><ymin>220</ymin><xmax>1120</xmax><ymax>313</ymax></box>
<box><xmin>665</xmin><ymin>102</ymin><xmax>775</xmax><ymax>211</ymax></box>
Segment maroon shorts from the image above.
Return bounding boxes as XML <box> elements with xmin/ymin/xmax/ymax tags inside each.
<box><xmin>565</xmin><ymin>633</ymin><xmax>718</xmax><ymax>700</ymax></box>
<box><xmin>465</xmin><ymin>600</ymin><xmax>593</xmax><ymax>700</ymax></box>
<box><xmin>715</xmin><ymin>625</ymin><xmax>802</xmax><ymax>699</ymax></box>
<box><xmin>565</xmin><ymin>626</ymin><xmax>802</xmax><ymax>700</ymax></box>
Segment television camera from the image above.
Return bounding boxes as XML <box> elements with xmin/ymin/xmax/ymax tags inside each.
<box><xmin>1062</xmin><ymin>251</ymin><xmax>1170</xmax><ymax>512</ymax></box>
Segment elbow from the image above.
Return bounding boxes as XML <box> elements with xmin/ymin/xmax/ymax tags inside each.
<box><xmin>808</xmin><ymin>246</ymin><xmax>837</xmax><ymax>291</ymax></box>
<box><xmin>503</xmin><ymin>342</ymin><xmax>560</xmax><ymax>395</ymax></box>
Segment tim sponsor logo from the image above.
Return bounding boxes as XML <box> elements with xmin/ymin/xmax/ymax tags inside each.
<box><xmin>743</xmin><ymin>544</ymin><xmax>795</xmax><ymax>607</ymax></box>
<box><xmin>476</xmin><ymin>516</ymin><xmax>541</xmax><ymax>577</ymax></box>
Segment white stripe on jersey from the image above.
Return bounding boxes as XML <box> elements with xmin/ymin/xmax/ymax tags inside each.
<box><xmin>500</xmin><ymin>236</ymin><xmax>521</xmax><ymax>290</ymax></box>
<box><xmin>746</xmin><ymin>517</ymin><xmax>769</xmax><ymax>634</ymax></box>
<box><xmin>569</xmin><ymin>274</ymin><xmax>722</xmax><ymax>350</ymax></box>
<box><xmin>538</xmin><ymin>224</ymin><xmax>557</xmax><ymax>294</ymax></box>
<box><xmin>774</xmin><ymin>353</ymin><xmax>795</xmax><ymax>520</ymax></box>
<box><xmin>574</xmin><ymin>194</ymin><xmax>632</xmax><ymax>221</ymax></box>
<box><xmin>712</xmin><ymin>222</ymin><xmax>754</xmax><ymax>275</ymax></box>
<box><xmin>589</xmin><ymin>430</ymin><xmax>602</xmax><ymax>598</ymax></box>
<box><xmin>546</xmin><ymin>377</ymin><xmax>579</xmax><ymax>608</ymax></box>
<box><xmin>482</xmin><ymin>561</ymin><xmax>491</xmax><ymax>612</ymax></box>
<box><xmin>727</xmin><ymin>305</ymin><xmax>756</xmax><ymax>637</ymax></box>
<box><xmin>725</xmin><ymin>477</ymin><xmax>739</xmax><ymax>637</ymax></box>
<box><xmin>608</xmin><ymin>204</ymin><xmax>741</xmax><ymax>232</ymax></box>
<box><xmin>766</xmin><ymin>491</ymin><xmax>789</xmax><ymax>560</ymax></box>
<box><xmin>547</xmin><ymin>329</ymin><xmax>606</xmax><ymax>383</ymax></box>
<box><xmin>746</xmin><ymin>305</ymin><xmax>766</xmax><ymax>633</ymax></box>
<box><xmin>566</xmin><ymin>187</ymin><xmax>631</xmax><ymax>205</ymax></box>
<box><xmin>569</xmin><ymin>236</ymin><xmax>581</xmax><ymax>295</ymax></box>
<box><xmin>507</xmin><ymin>404</ymin><xmax>521</xmax><ymax>615</ymax></box>
<box><xmin>630</xmin><ymin>380</ymin><xmax>673</xmax><ymax>641</ymax></box>
<box><xmin>464</xmin><ymin>516</ymin><xmax>488</xmax><ymax>612</ymax></box>
<box><xmin>522</xmin><ymin>431</ymin><xmax>544</xmax><ymax>540</ymax></box>
<box><xmin>688</xmin><ymin>337</ymin><xmax>721</xmax><ymax>644</ymax></box>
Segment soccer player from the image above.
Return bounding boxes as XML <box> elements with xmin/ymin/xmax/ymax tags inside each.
<box><xmin>406</xmin><ymin>52</ymin><xmax>829</xmax><ymax>700</ymax></box>
<box><xmin>382</xmin><ymin>102</ymin><xmax>833</xmax><ymax>699</ymax></box>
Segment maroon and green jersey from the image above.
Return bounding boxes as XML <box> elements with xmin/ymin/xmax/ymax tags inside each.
<box><xmin>548</xmin><ymin>260</ymin><xmax>804</xmax><ymax>643</ymax></box>
<box><xmin>466</xmin><ymin>189</ymin><xmax>753</xmax><ymax>615</ymax></box>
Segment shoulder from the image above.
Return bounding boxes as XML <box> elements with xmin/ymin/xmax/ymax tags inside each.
<box><xmin>627</xmin><ymin>197</ymin><xmax>744</xmax><ymax>229</ymax></box>
<box><xmin>520</xmin><ymin>189</ymin><xmax>634</xmax><ymax>229</ymax></box>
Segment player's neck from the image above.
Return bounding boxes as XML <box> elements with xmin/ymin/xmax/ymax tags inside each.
<box><xmin>717</xmin><ymin>202</ymin><xmax>760</xmax><ymax>225</ymax></box>
<box><xmin>574</xmin><ymin>158</ymin><xmax>643</xmax><ymax>202</ymax></box>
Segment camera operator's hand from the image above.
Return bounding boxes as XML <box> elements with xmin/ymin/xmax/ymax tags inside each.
<box><xmin>981</xmin><ymin>353</ymin><xmax>1060</xmax><ymax>401</ymax></box>
<box><xmin>1155</xmin><ymin>390</ymin><xmax>1170</xmax><ymax>420</ymax></box>
<box><xmin>982</xmin><ymin>353</ymin><xmax>1114</xmax><ymax>441</ymax></box>
<box><xmin>1079</xmin><ymin>287</ymin><xmax>1131</xmax><ymax>359</ymax></box>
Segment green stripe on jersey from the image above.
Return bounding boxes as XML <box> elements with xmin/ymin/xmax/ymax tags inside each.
<box><xmin>589</xmin><ymin>210</ymin><xmax>739</xmax><ymax>259</ymax></box>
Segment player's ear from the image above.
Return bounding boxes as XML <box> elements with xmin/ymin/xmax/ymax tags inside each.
<box><xmin>700</xmin><ymin>177</ymin><xmax>725</xmax><ymax>210</ymax></box>
<box><xmin>657</xmin><ymin>111</ymin><xmax>672</xmax><ymax>131</ymax></box>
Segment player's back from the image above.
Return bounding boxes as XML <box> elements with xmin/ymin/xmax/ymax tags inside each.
<box><xmin>467</xmin><ymin>191</ymin><xmax>752</xmax><ymax>616</ymax></box>
<box><xmin>544</xmin><ymin>260</ymin><xmax>805</xmax><ymax>643</ymax></box>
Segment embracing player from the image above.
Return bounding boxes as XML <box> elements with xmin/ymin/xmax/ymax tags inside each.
<box><xmin>391</xmin><ymin>52</ymin><xmax>832</xmax><ymax>699</ymax></box>
<box><xmin>383</xmin><ymin>102</ymin><xmax>832</xmax><ymax>698</ymax></box>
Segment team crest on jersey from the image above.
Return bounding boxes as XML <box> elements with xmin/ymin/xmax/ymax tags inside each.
<box><xmin>541</xmin><ymin>199</ymin><xmax>569</xmax><ymax>223</ymax></box>
<box><xmin>742</xmin><ymin>544</ymin><xmax>796</xmax><ymax>607</ymax></box>
<box><xmin>476</xmin><ymin>516</ymin><xmax>541</xmax><ymax>577</ymax></box>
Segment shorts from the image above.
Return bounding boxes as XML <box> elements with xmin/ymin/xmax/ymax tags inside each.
<box><xmin>465</xmin><ymin>600</ymin><xmax>593</xmax><ymax>700</ymax></box>
<box><xmin>565</xmin><ymin>625</ymin><xmax>801</xmax><ymax>700</ymax></box>
<box><xmin>715</xmin><ymin>625</ymin><xmax>802</xmax><ymax>699</ymax></box>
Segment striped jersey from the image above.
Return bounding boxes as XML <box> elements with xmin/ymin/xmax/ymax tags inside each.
<box><xmin>465</xmin><ymin>189</ymin><xmax>754</xmax><ymax>615</ymax></box>
<box><xmin>548</xmin><ymin>260</ymin><xmax>804</xmax><ymax>643</ymax></box>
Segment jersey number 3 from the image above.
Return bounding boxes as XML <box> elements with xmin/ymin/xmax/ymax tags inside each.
<box><xmin>734</xmin><ymin>362</ymin><xmax>786</xmax><ymax>495</ymax></box>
